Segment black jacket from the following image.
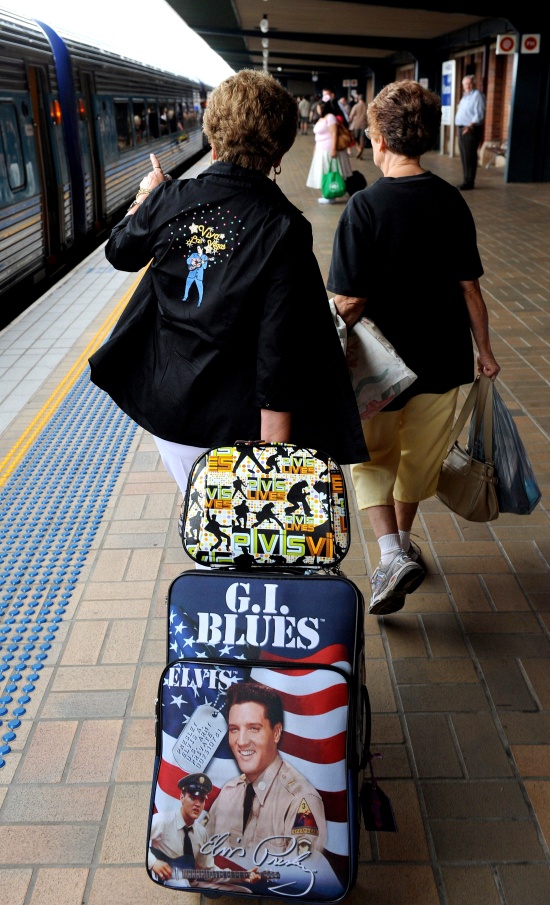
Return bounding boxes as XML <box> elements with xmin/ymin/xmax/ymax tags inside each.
<box><xmin>89</xmin><ymin>162</ymin><xmax>368</xmax><ymax>464</ymax></box>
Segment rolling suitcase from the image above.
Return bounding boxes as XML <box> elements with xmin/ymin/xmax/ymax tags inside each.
<box><xmin>147</xmin><ymin>444</ymin><xmax>392</xmax><ymax>901</ymax></box>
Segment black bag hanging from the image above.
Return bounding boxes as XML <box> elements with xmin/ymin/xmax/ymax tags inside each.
<box><xmin>345</xmin><ymin>170</ymin><xmax>367</xmax><ymax>195</ymax></box>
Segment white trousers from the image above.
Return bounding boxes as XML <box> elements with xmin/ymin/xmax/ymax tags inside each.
<box><xmin>152</xmin><ymin>435</ymin><xmax>209</xmax><ymax>497</ymax></box>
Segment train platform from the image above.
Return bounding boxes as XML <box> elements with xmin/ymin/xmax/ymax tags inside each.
<box><xmin>0</xmin><ymin>135</ymin><xmax>549</xmax><ymax>905</ymax></box>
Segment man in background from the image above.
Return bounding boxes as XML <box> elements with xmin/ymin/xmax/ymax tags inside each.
<box><xmin>455</xmin><ymin>74</ymin><xmax>486</xmax><ymax>190</ymax></box>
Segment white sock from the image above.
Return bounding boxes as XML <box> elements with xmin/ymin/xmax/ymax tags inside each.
<box><xmin>399</xmin><ymin>530</ymin><xmax>411</xmax><ymax>554</ymax></box>
<box><xmin>378</xmin><ymin>533</ymin><xmax>402</xmax><ymax>566</ymax></box>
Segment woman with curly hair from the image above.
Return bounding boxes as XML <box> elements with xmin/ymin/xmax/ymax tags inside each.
<box><xmin>89</xmin><ymin>70</ymin><xmax>367</xmax><ymax>515</ymax></box>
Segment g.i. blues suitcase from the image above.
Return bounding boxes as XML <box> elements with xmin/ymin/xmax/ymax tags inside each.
<box><xmin>147</xmin><ymin>443</ymin><xmax>392</xmax><ymax>902</ymax></box>
<box><xmin>149</xmin><ymin>569</ymin><xmax>370</xmax><ymax>902</ymax></box>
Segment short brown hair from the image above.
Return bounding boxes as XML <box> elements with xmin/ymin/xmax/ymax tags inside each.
<box><xmin>203</xmin><ymin>69</ymin><xmax>298</xmax><ymax>174</ymax></box>
<box><xmin>367</xmin><ymin>79</ymin><xmax>441</xmax><ymax>157</ymax></box>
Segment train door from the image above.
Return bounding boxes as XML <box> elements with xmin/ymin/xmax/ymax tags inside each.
<box><xmin>27</xmin><ymin>65</ymin><xmax>56</xmax><ymax>261</ymax></box>
<box><xmin>27</xmin><ymin>64</ymin><xmax>73</xmax><ymax>263</ymax></box>
<box><xmin>79</xmin><ymin>71</ymin><xmax>102</xmax><ymax>230</ymax></box>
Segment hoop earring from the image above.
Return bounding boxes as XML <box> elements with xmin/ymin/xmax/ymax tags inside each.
<box><xmin>272</xmin><ymin>165</ymin><xmax>282</xmax><ymax>182</ymax></box>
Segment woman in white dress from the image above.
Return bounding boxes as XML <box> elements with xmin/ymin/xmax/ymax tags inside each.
<box><xmin>306</xmin><ymin>101</ymin><xmax>352</xmax><ymax>204</ymax></box>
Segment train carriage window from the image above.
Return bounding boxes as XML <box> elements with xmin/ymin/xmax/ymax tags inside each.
<box><xmin>114</xmin><ymin>99</ymin><xmax>133</xmax><ymax>151</ymax></box>
<box><xmin>0</xmin><ymin>102</ymin><xmax>26</xmax><ymax>190</ymax></box>
<box><xmin>147</xmin><ymin>102</ymin><xmax>160</xmax><ymax>139</ymax></box>
<box><xmin>132</xmin><ymin>100</ymin><xmax>147</xmax><ymax>143</ymax></box>
<box><xmin>166</xmin><ymin>102</ymin><xmax>178</xmax><ymax>133</ymax></box>
<box><xmin>159</xmin><ymin>102</ymin><xmax>169</xmax><ymax>136</ymax></box>
<box><xmin>174</xmin><ymin>103</ymin><xmax>184</xmax><ymax>131</ymax></box>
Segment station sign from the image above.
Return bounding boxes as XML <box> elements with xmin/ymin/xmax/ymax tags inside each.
<box><xmin>440</xmin><ymin>59</ymin><xmax>455</xmax><ymax>126</ymax></box>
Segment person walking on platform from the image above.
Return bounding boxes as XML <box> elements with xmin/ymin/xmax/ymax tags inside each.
<box><xmin>327</xmin><ymin>79</ymin><xmax>500</xmax><ymax>616</ymax></box>
<box><xmin>321</xmin><ymin>87</ymin><xmax>347</xmax><ymax>123</ymax></box>
<box><xmin>89</xmin><ymin>70</ymin><xmax>367</xmax><ymax>528</ymax></box>
<box><xmin>455</xmin><ymin>74</ymin><xmax>486</xmax><ymax>190</ymax></box>
<box><xmin>348</xmin><ymin>94</ymin><xmax>368</xmax><ymax>159</ymax></box>
<box><xmin>306</xmin><ymin>99</ymin><xmax>352</xmax><ymax>204</ymax></box>
<box><xmin>298</xmin><ymin>95</ymin><xmax>311</xmax><ymax>135</ymax></box>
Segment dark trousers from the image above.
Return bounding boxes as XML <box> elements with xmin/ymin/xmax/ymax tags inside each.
<box><xmin>458</xmin><ymin>124</ymin><xmax>483</xmax><ymax>187</ymax></box>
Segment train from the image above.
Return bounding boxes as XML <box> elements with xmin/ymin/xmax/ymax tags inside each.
<box><xmin>0</xmin><ymin>8</ymin><xmax>212</xmax><ymax>319</ymax></box>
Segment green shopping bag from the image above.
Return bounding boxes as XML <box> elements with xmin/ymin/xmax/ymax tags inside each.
<box><xmin>321</xmin><ymin>158</ymin><xmax>346</xmax><ymax>199</ymax></box>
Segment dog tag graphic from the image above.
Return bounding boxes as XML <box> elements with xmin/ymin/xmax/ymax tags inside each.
<box><xmin>173</xmin><ymin>704</ymin><xmax>228</xmax><ymax>772</ymax></box>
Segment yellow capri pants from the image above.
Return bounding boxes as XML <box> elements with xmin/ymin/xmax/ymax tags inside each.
<box><xmin>351</xmin><ymin>388</ymin><xmax>459</xmax><ymax>509</ymax></box>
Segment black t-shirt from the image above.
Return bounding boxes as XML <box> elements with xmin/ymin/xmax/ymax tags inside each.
<box><xmin>327</xmin><ymin>172</ymin><xmax>483</xmax><ymax>408</ymax></box>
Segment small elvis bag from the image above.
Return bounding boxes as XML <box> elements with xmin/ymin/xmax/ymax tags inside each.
<box><xmin>181</xmin><ymin>442</ymin><xmax>350</xmax><ymax>569</ymax></box>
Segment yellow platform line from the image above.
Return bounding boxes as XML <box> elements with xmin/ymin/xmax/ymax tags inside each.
<box><xmin>0</xmin><ymin>270</ymin><xmax>145</xmax><ymax>487</ymax></box>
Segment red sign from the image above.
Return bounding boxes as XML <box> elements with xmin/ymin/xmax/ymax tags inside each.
<box><xmin>497</xmin><ymin>35</ymin><xmax>516</xmax><ymax>54</ymax></box>
<box><xmin>522</xmin><ymin>34</ymin><xmax>540</xmax><ymax>54</ymax></box>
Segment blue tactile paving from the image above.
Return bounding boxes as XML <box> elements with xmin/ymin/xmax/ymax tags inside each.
<box><xmin>0</xmin><ymin>373</ymin><xmax>137</xmax><ymax>766</ymax></box>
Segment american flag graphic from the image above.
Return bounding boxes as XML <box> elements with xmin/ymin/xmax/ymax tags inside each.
<box><xmin>152</xmin><ymin>571</ymin><xmax>363</xmax><ymax>898</ymax></box>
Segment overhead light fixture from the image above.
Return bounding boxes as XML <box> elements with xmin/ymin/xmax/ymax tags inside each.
<box><xmin>262</xmin><ymin>49</ymin><xmax>269</xmax><ymax>60</ymax></box>
<box><xmin>262</xmin><ymin>37</ymin><xmax>269</xmax><ymax>49</ymax></box>
<box><xmin>260</xmin><ymin>14</ymin><xmax>269</xmax><ymax>34</ymax></box>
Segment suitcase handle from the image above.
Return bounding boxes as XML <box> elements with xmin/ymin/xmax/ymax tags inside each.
<box><xmin>359</xmin><ymin>684</ymin><xmax>372</xmax><ymax>770</ymax></box>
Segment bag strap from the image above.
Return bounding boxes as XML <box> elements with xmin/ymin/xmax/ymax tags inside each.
<box><xmin>445</xmin><ymin>375</ymin><xmax>494</xmax><ymax>461</ymax></box>
<box><xmin>481</xmin><ymin>376</ymin><xmax>494</xmax><ymax>462</ymax></box>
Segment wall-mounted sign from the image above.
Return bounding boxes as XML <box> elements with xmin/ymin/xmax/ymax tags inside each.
<box><xmin>440</xmin><ymin>59</ymin><xmax>455</xmax><ymax>126</ymax></box>
<box><xmin>496</xmin><ymin>34</ymin><xmax>518</xmax><ymax>55</ymax></box>
<box><xmin>521</xmin><ymin>34</ymin><xmax>540</xmax><ymax>54</ymax></box>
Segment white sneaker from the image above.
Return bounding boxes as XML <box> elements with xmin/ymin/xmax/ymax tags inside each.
<box><xmin>318</xmin><ymin>197</ymin><xmax>335</xmax><ymax>204</ymax></box>
<box><xmin>407</xmin><ymin>540</ymin><xmax>427</xmax><ymax>572</ymax></box>
<box><xmin>369</xmin><ymin>552</ymin><xmax>425</xmax><ymax>615</ymax></box>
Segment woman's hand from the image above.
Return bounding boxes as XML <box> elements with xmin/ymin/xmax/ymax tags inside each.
<box><xmin>477</xmin><ymin>351</ymin><xmax>501</xmax><ymax>380</ymax></box>
<box><xmin>137</xmin><ymin>152</ymin><xmax>172</xmax><ymax>195</ymax></box>
<box><xmin>127</xmin><ymin>153</ymin><xmax>172</xmax><ymax>215</ymax></box>
<box><xmin>333</xmin><ymin>295</ymin><xmax>367</xmax><ymax>328</ymax></box>
<box><xmin>460</xmin><ymin>279</ymin><xmax>501</xmax><ymax>381</ymax></box>
<box><xmin>261</xmin><ymin>409</ymin><xmax>292</xmax><ymax>443</ymax></box>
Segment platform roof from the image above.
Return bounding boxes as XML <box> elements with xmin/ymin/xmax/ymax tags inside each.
<box><xmin>166</xmin><ymin>1</ymin><xmax>540</xmax><ymax>85</ymax></box>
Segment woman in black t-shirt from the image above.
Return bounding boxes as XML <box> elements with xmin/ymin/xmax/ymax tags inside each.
<box><xmin>327</xmin><ymin>79</ymin><xmax>500</xmax><ymax>617</ymax></box>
